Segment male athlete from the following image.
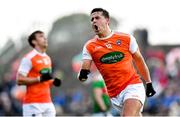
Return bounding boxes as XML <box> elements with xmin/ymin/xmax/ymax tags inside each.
<box><xmin>16</xmin><ymin>30</ymin><xmax>61</xmax><ymax>117</ymax></box>
<box><xmin>78</xmin><ymin>8</ymin><xmax>156</xmax><ymax>116</ymax></box>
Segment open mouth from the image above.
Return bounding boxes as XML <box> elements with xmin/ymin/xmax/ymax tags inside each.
<box><xmin>93</xmin><ymin>25</ymin><xmax>99</xmax><ymax>31</ymax></box>
<box><xmin>95</xmin><ymin>25</ymin><xmax>98</xmax><ymax>30</ymax></box>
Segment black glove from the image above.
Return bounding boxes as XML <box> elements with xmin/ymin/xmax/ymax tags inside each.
<box><xmin>40</xmin><ymin>72</ymin><xmax>53</xmax><ymax>82</ymax></box>
<box><xmin>53</xmin><ymin>78</ymin><xmax>61</xmax><ymax>87</ymax></box>
<box><xmin>79</xmin><ymin>76</ymin><xmax>88</xmax><ymax>82</ymax></box>
<box><xmin>146</xmin><ymin>83</ymin><xmax>156</xmax><ymax>97</ymax></box>
<box><xmin>78</xmin><ymin>69</ymin><xmax>90</xmax><ymax>82</ymax></box>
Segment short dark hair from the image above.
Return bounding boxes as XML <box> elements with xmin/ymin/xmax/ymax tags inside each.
<box><xmin>91</xmin><ymin>8</ymin><xmax>110</xmax><ymax>19</ymax></box>
<box><xmin>28</xmin><ymin>30</ymin><xmax>43</xmax><ymax>48</ymax></box>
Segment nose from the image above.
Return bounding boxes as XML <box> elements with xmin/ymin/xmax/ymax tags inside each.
<box><xmin>92</xmin><ymin>21</ymin><xmax>97</xmax><ymax>26</ymax></box>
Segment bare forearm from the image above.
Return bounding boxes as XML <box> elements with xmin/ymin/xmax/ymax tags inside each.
<box><xmin>16</xmin><ymin>74</ymin><xmax>40</xmax><ymax>85</ymax></box>
<box><xmin>81</xmin><ymin>59</ymin><xmax>92</xmax><ymax>70</ymax></box>
<box><xmin>96</xmin><ymin>97</ymin><xmax>107</xmax><ymax>111</ymax></box>
<box><xmin>94</xmin><ymin>89</ymin><xmax>107</xmax><ymax>111</ymax></box>
<box><xmin>132</xmin><ymin>50</ymin><xmax>152</xmax><ymax>83</ymax></box>
<box><xmin>135</xmin><ymin>58</ymin><xmax>151</xmax><ymax>83</ymax></box>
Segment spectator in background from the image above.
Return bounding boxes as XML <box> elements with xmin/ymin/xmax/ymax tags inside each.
<box><xmin>166</xmin><ymin>48</ymin><xmax>180</xmax><ymax>79</ymax></box>
<box><xmin>0</xmin><ymin>73</ymin><xmax>22</xmax><ymax>116</ymax></box>
<box><xmin>144</xmin><ymin>48</ymin><xmax>180</xmax><ymax>116</ymax></box>
<box><xmin>169</xmin><ymin>98</ymin><xmax>180</xmax><ymax>116</ymax></box>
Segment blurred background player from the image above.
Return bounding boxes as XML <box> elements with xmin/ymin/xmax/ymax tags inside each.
<box><xmin>78</xmin><ymin>8</ymin><xmax>156</xmax><ymax>116</ymax></box>
<box><xmin>91</xmin><ymin>72</ymin><xmax>112</xmax><ymax>116</ymax></box>
<box><xmin>16</xmin><ymin>30</ymin><xmax>61</xmax><ymax>117</ymax></box>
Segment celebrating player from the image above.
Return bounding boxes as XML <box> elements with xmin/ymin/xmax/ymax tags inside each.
<box><xmin>78</xmin><ymin>8</ymin><xmax>156</xmax><ymax>116</ymax></box>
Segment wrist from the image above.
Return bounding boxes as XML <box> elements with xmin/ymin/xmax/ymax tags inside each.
<box><xmin>146</xmin><ymin>82</ymin><xmax>153</xmax><ymax>87</ymax></box>
<box><xmin>146</xmin><ymin>80</ymin><xmax>152</xmax><ymax>84</ymax></box>
<box><xmin>37</xmin><ymin>77</ymin><xmax>41</xmax><ymax>82</ymax></box>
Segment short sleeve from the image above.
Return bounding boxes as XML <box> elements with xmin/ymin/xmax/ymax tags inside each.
<box><xmin>92</xmin><ymin>81</ymin><xmax>104</xmax><ymax>88</ymax></box>
<box><xmin>18</xmin><ymin>57</ymin><xmax>32</xmax><ymax>76</ymax></box>
<box><xmin>129</xmin><ymin>35</ymin><xmax>138</xmax><ymax>54</ymax></box>
<box><xmin>82</xmin><ymin>45</ymin><xmax>92</xmax><ymax>60</ymax></box>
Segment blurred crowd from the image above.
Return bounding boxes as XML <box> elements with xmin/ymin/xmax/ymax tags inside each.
<box><xmin>0</xmin><ymin>47</ymin><xmax>180</xmax><ymax>116</ymax></box>
<box><xmin>143</xmin><ymin>48</ymin><xmax>180</xmax><ymax>116</ymax></box>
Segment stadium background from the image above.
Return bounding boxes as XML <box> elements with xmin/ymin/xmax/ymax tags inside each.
<box><xmin>0</xmin><ymin>0</ymin><xmax>180</xmax><ymax>116</ymax></box>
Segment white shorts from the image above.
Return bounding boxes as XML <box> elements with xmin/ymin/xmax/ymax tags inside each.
<box><xmin>110</xmin><ymin>83</ymin><xmax>146</xmax><ymax>113</ymax></box>
<box><xmin>23</xmin><ymin>103</ymin><xmax>56</xmax><ymax>117</ymax></box>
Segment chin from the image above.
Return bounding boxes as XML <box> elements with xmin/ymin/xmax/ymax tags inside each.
<box><xmin>43</xmin><ymin>45</ymin><xmax>48</xmax><ymax>48</ymax></box>
<box><xmin>94</xmin><ymin>31</ymin><xmax>100</xmax><ymax>35</ymax></box>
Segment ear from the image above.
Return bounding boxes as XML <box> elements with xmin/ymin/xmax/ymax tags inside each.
<box><xmin>32</xmin><ymin>40</ymin><xmax>37</xmax><ymax>46</ymax></box>
<box><xmin>106</xmin><ymin>18</ymin><xmax>110</xmax><ymax>25</ymax></box>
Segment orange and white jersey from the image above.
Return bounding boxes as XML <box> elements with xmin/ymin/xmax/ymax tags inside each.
<box><xmin>18</xmin><ymin>49</ymin><xmax>52</xmax><ymax>104</ymax></box>
<box><xmin>82</xmin><ymin>32</ymin><xmax>142</xmax><ymax>98</ymax></box>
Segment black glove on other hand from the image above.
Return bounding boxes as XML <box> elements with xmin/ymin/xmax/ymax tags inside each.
<box><xmin>40</xmin><ymin>73</ymin><xmax>53</xmax><ymax>82</ymax></box>
<box><xmin>53</xmin><ymin>78</ymin><xmax>61</xmax><ymax>87</ymax></box>
<box><xmin>146</xmin><ymin>83</ymin><xmax>156</xmax><ymax>97</ymax></box>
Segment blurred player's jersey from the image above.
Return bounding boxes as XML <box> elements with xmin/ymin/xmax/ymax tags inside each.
<box><xmin>82</xmin><ymin>32</ymin><xmax>142</xmax><ymax>98</ymax></box>
<box><xmin>92</xmin><ymin>74</ymin><xmax>111</xmax><ymax>113</ymax></box>
<box><xmin>18</xmin><ymin>49</ymin><xmax>52</xmax><ymax>103</ymax></box>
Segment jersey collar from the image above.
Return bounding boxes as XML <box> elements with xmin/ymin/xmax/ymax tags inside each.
<box><xmin>97</xmin><ymin>31</ymin><xmax>114</xmax><ymax>40</ymax></box>
<box><xmin>33</xmin><ymin>49</ymin><xmax>47</xmax><ymax>56</ymax></box>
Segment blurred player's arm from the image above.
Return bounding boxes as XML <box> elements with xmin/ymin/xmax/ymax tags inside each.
<box><xmin>16</xmin><ymin>57</ymin><xmax>40</xmax><ymax>85</ymax></box>
<box><xmin>16</xmin><ymin>57</ymin><xmax>52</xmax><ymax>85</ymax></box>
<box><xmin>17</xmin><ymin>71</ymin><xmax>54</xmax><ymax>85</ymax></box>
<box><xmin>93</xmin><ymin>87</ymin><xmax>107</xmax><ymax>111</ymax></box>
<box><xmin>17</xmin><ymin>72</ymin><xmax>61</xmax><ymax>86</ymax></box>
<box><xmin>52</xmin><ymin>71</ymin><xmax>62</xmax><ymax>87</ymax></box>
<box><xmin>16</xmin><ymin>73</ymin><xmax>40</xmax><ymax>85</ymax></box>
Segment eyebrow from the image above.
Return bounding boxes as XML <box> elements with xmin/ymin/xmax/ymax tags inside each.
<box><xmin>91</xmin><ymin>16</ymin><xmax>100</xmax><ymax>21</ymax></box>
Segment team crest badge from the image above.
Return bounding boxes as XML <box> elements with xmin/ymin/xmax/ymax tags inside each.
<box><xmin>116</xmin><ymin>40</ymin><xmax>121</xmax><ymax>45</ymax></box>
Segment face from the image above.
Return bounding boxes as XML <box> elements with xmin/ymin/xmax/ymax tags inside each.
<box><xmin>33</xmin><ymin>33</ymin><xmax>48</xmax><ymax>48</ymax></box>
<box><xmin>91</xmin><ymin>11</ymin><xmax>109</xmax><ymax>35</ymax></box>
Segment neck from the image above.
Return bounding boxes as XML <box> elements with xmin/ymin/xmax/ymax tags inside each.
<box><xmin>98</xmin><ymin>26</ymin><xmax>112</xmax><ymax>38</ymax></box>
<box><xmin>34</xmin><ymin>46</ymin><xmax>46</xmax><ymax>53</ymax></box>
